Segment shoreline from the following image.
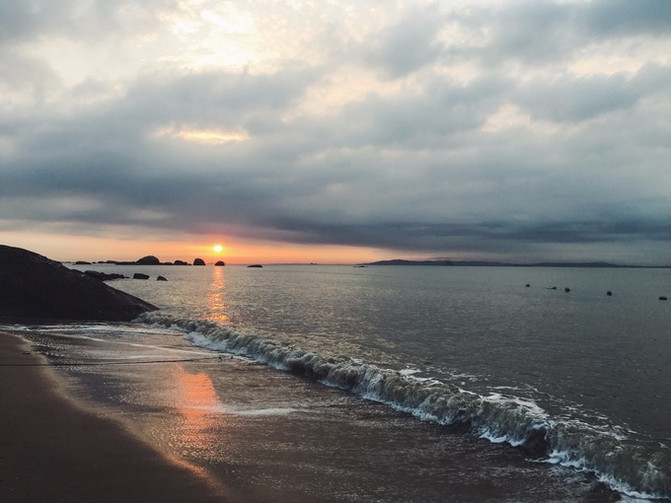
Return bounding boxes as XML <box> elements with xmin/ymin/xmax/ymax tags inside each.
<box><xmin>1</xmin><ymin>322</ymin><xmax>630</xmax><ymax>503</ymax></box>
<box><xmin>0</xmin><ymin>331</ymin><xmax>228</xmax><ymax>502</ymax></box>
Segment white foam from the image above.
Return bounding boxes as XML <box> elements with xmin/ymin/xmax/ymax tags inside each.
<box><xmin>232</xmin><ymin>407</ymin><xmax>299</xmax><ymax>417</ymax></box>
<box><xmin>139</xmin><ymin>313</ymin><xmax>671</xmax><ymax>501</ymax></box>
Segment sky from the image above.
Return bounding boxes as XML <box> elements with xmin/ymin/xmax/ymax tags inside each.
<box><xmin>1</xmin><ymin>0</ymin><xmax>671</xmax><ymax>265</ymax></box>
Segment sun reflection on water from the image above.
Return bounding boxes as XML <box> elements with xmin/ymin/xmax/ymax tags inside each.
<box><xmin>206</xmin><ymin>267</ymin><xmax>229</xmax><ymax>324</ymax></box>
<box><xmin>170</xmin><ymin>363</ymin><xmax>226</xmax><ymax>458</ymax></box>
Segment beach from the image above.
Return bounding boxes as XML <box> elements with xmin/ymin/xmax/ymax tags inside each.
<box><xmin>1</xmin><ymin>317</ymin><xmax>623</xmax><ymax>503</ymax></box>
<box><xmin>0</xmin><ymin>331</ymin><xmax>227</xmax><ymax>503</ymax></box>
<box><xmin>3</xmin><ymin>255</ymin><xmax>670</xmax><ymax>502</ymax></box>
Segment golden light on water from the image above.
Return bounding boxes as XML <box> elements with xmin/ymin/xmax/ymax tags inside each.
<box><xmin>206</xmin><ymin>267</ymin><xmax>229</xmax><ymax>324</ymax></box>
<box><xmin>169</xmin><ymin>364</ymin><xmax>224</xmax><ymax>457</ymax></box>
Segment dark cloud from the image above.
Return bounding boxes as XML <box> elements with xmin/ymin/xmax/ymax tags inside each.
<box><xmin>2</xmin><ymin>0</ymin><xmax>671</xmax><ymax>263</ymax></box>
<box><xmin>0</xmin><ymin>1</ymin><xmax>177</xmax><ymax>44</ymax></box>
<box><xmin>510</xmin><ymin>63</ymin><xmax>671</xmax><ymax>124</ymax></box>
<box><xmin>0</xmin><ymin>1</ymin><xmax>71</xmax><ymax>43</ymax></box>
<box><xmin>514</xmin><ymin>73</ymin><xmax>639</xmax><ymax>123</ymax></box>
<box><xmin>364</xmin><ymin>4</ymin><xmax>446</xmax><ymax>78</ymax></box>
<box><xmin>452</xmin><ymin>0</ymin><xmax>671</xmax><ymax>67</ymax></box>
<box><xmin>585</xmin><ymin>0</ymin><xmax>671</xmax><ymax>37</ymax></box>
<box><xmin>480</xmin><ymin>1</ymin><xmax>577</xmax><ymax>64</ymax></box>
<box><xmin>124</xmin><ymin>69</ymin><xmax>318</xmax><ymax>124</ymax></box>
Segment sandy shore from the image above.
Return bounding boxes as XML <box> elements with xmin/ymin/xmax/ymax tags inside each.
<box><xmin>0</xmin><ymin>331</ymin><xmax>227</xmax><ymax>502</ymax></box>
<box><xmin>1</xmin><ymin>324</ymin><xmax>621</xmax><ymax>503</ymax></box>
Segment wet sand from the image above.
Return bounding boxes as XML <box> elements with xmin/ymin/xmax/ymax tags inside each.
<box><xmin>2</xmin><ymin>325</ymin><xmax>621</xmax><ymax>503</ymax></box>
<box><xmin>0</xmin><ymin>331</ymin><xmax>225</xmax><ymax>502</ymax></box>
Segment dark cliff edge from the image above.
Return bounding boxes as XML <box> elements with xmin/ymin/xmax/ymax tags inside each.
<box><xmin>0</xmin><ymin>245</ymin><xmax>157</xmax><ymax>322</ymax></box>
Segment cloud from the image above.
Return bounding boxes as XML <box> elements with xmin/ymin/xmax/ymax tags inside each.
<box><xmin>477</xmin><ymin>1</ymin><xmax>578</xmax><ymax>65</ymax></box>
<box><xmin>2</xmin><ymin>0</ymin><xmax>671</xmax><ymax>263</ymax></box>
<box><xmin>364</xmin><ymin>4</ymin><xmax>447</xmax><ymax>78</ymax></box>
<box><xmin>585</xmin><ymin>0</ymin><xmax>671</xmax><ymax>37</ymax></box>
<box><xmin>0</xmin><ymin>1</ymin><xmax>70</xmax><ymax>43</ymax></box>
<box><xmin>514</xmin><ymin>72</ymin><xmax>640</xmax><ymax>123</ymax></box>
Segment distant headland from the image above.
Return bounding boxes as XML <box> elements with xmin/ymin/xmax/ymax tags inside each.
<box><xmin>364</xmin><ymin>259</ymin><xmax>670</xmax><ymax>268</ymax></box>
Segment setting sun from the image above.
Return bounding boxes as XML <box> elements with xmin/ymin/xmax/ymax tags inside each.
<box><xmin>213</xmin><ymin>244</ymin><xmax>223</xmax><ymax>253</ymax></box>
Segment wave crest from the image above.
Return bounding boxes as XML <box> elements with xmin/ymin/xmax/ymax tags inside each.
<box><xmin>139</xmin><ymin>313</ymin><xmax>671</xmax><ymax>500</ymax></box>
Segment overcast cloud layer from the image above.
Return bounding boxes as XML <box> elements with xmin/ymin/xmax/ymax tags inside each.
<box><xmin>2</xmin><ymin>0</ymin><xmax>671</xmax><ymax>263</ymax></box>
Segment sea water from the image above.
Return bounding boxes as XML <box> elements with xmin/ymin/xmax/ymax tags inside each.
<box><xmin>12</xmin><ymin>265</ymin><xmax>671</xmax><ymax>501</ymax></box>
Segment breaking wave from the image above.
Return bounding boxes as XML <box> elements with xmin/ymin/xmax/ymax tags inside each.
<box><xmin>139</xmin><ymin>313</ymin><xmax>671</xmax><ymax>500</ymax></box>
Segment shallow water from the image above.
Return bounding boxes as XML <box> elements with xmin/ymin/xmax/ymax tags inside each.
<box><xmin>13</xmin><ymin>323</ymin><xmax>615</xmax><ymax>502</ymax></box>
<box><xmin>17</xmin><ymin>264</ymin><xmax>671</xmax><ymax>500</ymax></box>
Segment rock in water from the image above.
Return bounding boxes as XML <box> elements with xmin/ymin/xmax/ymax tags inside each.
<box><xmin>0</xmin><ymin>245</ymin><xmax>157</xmax><ymax>321</ymax></box>
<box><xmin>193</xmin><ymin>258</ymin><xmax>206</xmax><ymax>266</ymax></box>
<box><xmin>83</xmin><ymin>270</ymin><xmax>126</xmax><ymax>281</ymax></box>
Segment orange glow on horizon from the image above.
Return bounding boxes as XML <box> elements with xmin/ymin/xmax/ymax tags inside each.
<box><xmin>0</xmin><ymin>229</ymin><xmax>399</xmax><ymax>265</ymax></box>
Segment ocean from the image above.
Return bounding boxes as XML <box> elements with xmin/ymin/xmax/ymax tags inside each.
<box><xmin>8</xmin><ymin>264</ymin><xmax>671</xmax><ymax>501</ymax></box>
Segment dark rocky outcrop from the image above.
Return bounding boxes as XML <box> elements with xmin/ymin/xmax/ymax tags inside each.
<box><xmin>247</xmin><ymin>264</ymin><xmax>263</xmax><ymax>268</ymax></box>
<box><xmin>133</xmin><ymin>273</ymin><xmax>150</xmax><ymax>280</ymax></box>
<box><xmin>136</xmin><ymin>255</ymin><xmax>160</xmax><ymax>265</ymax></box>
<box><xmin>215</xmin><ymin>261</ymin><xmax>226</xmax><ymax>266</ymax></box>
<box><xmin>83</xmin><ymin>270</ymin><xmax>127</xmax><ymax>281</ymax></box>
<box><xmin>93</xmin><ymin>257</ymin><xmax>190</xmax><ymax>266</ymax></box>
<box><xmin>0</xmin><ymin>245</ymin><xmax>156</xmax><ymax>321</ymax></box>
<box><xmin>157</xmin><ymin>276</ymin><xmax>168</xmax><ymax>281</ymax></box>
<box><xmin>193</xmin><ymin>258</ymin><xmax>206</xmax><ymax>266</ymax></box>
